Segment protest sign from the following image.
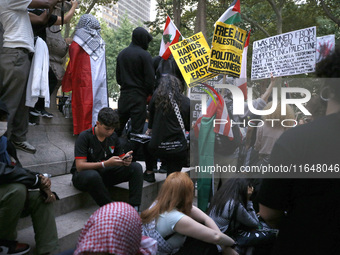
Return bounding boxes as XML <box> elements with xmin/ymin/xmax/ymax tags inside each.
<box><xmin>251</xmin><ymin>26</ymin><xmax>317</xmax><ymax>80</ymax></box>
<box><xmin>170</xmin><ymin>32</ymin><xmax>217</xmax><ymax>87</ymax></box>
<box><xmin>316</xmin><ymin>34</ymin><xmax>335</xmax><ymax>63</ymax></box>
<box><xmin>208</xmin><ymin>22</ymin><xmax>247</xmax><ymax>77</ymax></box>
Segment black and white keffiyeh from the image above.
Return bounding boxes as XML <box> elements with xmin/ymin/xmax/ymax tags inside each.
<box><xmin>74</xmin><ymin>14</ymin><xmax>105</xmax><ymax>60</ymax></box>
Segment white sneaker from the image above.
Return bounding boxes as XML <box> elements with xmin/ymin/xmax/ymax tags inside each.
<box><xmin>12</xmin><ymin>141</ymin><xmax>36</xmax><ymax>154</ymax></box>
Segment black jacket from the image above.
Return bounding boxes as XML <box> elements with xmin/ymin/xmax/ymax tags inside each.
<box><xmin>0</xmin><ymin>162</ymin><xmax>41</xmax><ymax>189</ymax></box>
<box><xmin>116</xmin><ymin>27</ymin><xmax>155</xmax><ymax>98</ymax></box>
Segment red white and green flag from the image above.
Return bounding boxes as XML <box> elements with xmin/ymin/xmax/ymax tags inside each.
<box><xmin>236</xmin><ymin>30</ymin><xmax>250</xmax><ymax>100</ymax></box>
<box><xmin>159</xmin><ymin>15</ymin><xmax>181</xmax><ymax>60</ymax></box>
<box><xmin>217</xmin><ymin>0</ymin><xmax>241</xmax><ymax>24</ymax></box>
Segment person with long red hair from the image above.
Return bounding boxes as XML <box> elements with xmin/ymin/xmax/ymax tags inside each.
<box><xmin>141</xmin><ymin>172</ymin><xmax>238</xmax><ymax>255</ymax></box>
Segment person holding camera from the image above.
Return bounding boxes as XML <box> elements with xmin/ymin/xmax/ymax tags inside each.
<box><xmin>70</xmin><ymin>107</ymin><xmax>143</xmax><ymax>211</ymax></box>
<box><xmin>28</xmin><ymin>0</ymin><xmax>78</xmax><ymax>121</ymax></box>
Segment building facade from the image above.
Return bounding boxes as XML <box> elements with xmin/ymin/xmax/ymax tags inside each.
<box><xmin>101</xmin><ymin>0</ymin><xmax>151</xmax><ymax>28</ymax></box>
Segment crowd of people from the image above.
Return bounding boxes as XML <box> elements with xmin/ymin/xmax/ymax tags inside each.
<box><xmin>0</xmin><ymin>0</ymin><xmax>339</xmax><ymax>254</ymax></box>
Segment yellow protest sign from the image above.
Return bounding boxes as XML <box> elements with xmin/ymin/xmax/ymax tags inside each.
<box><xmin>170</xmin><ymin>32</ymin><xmax>217</xmax><ymax>88</ymax></box>
<box><xmin>208</xmin><ymin>22</ymin><xmax>247</xmax><ymax>77</ymax></box>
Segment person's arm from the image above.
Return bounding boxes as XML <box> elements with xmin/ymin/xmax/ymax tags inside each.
<box><xmin>245</xmin><ymin>126</ymin><xmax>254</xmax><ymax>150</ymax></box>
<box><xmin>259</xmin><ymin>204</ymin><xmax>284</xmax><ymax>229</ymax></box>
<box><xmin>29</xmin><ymin>10</ymin><xmax>50</xmax><ymax>25</ymax></box>
<box><xmin>147</xmin><ymin>96</ymin><xmax>155</xmax><ymax>130</ymax></box>
<box><xmin>75</xmin><ymin>155</ymin><xmax>129</xmax><ymax>172</ymax></box>
<box><xmin>261</xmin><ymin>74</ymin><xmax>276</xmax><ymax>103</ymax></box>
<box><xmin>254</xmin><ymin>125</ymin><xmax>263</xmax><ymax>152</ymax></box>
<box><xmin>144</xmin><ymin>53</ymin><xmax>156</xmax><ymax>95</ymax></box>
<box><xmin>0</xmin><ymin>162</ymin><xmax>41</xmax><ymax>189</ymax></box>
<box><xmin>174</xmin><ymin>206</ymin><xmax>235</xmax><ymax>246</ymax></box>
<box><xmin>236</xmin><ymin>201</ymin><xmax>260</xmax><ymax>228</ymax></box>
<box><xmin>174</xmin><ymin>215</ymin><xmax>235</xmax><ymax>246</ymax></box>
<box><xmin>189</xmin><ymin>206</ymin><xmax>221</xmax><ymax>232</ymax></box>
<box><xmin>28</xmin><ymin>0</ymin><xmax>59</xmax><ymax>9</ymax></box>
<box><xmin>53</xmin><ymin>0</ymin><xmax>78</xmax><ymax>25</ymax></box>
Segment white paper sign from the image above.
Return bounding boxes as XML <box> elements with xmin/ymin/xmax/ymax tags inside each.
<box><xmin>251</xmin><ymin>26</ymin><xmax>316</xmax><ymax>80</ymax></box>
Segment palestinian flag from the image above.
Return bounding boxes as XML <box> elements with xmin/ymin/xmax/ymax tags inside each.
<box><xmin>159</xmin><ymin>15</ymin><xmax>181</xmax><ymax>60</ymax></box>
<box><xmin>217</xmin><ymin>0</ymin><xmax>241</xmax><ymax>24</ymax></box>
<box><xmin>235</xmin><ymin>30</ymin><xmax>250</xmax><ymax>100</ymax></box>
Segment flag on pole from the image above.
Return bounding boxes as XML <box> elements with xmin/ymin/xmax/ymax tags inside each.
<box><xmin>159</xmin><ymin>15</ymin><xmax>181</xmax><ymax>60</ymax></box>
<box><xmin>217</xmin><ymin>0</ymin><xmax>241</xmax><ymax>24</ymax></box>
<box><xmin>236</xmin><ymin>30</ymin><xmax>250</xmax><ymax>100</ymax></box>
<box><xmin>194</xmin><ymin>97</ymin><xmax>233</xmax><ymax>140</ymax></box>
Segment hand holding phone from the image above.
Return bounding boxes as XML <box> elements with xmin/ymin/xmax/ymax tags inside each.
<box><xmin>122</xmin><ymin>154</ymin><xmax>131</xmax><ymax>160</ymax></box>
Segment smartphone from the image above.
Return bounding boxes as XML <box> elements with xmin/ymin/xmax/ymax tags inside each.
<box><xmin>121</xmin><ymin>154</ymin><xmax>131</xmax><ymax>160</ymax></box>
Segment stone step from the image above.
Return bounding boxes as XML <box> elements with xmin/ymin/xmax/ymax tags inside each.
<box><xmin>16</xmin><ymin>167</ymin><xmax>194</xmax><ymax>254</ymax></box>
<box><xmin>17</xmin><ymin>205</ymin><xmax>99</xmax><ymax>255</ymax></box>
<box><xmin>18</xmin><ymin>106</ymin><xmax>76</xmax><ymax>177</ymax></box>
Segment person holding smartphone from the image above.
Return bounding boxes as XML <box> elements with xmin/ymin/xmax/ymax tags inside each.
<box><xmin>70</xmin><ymin>107</ymin><xmax>143</xmax><ymax>211</ymax></box>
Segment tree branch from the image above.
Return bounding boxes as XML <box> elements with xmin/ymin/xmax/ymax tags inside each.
<box><xmin>86</xmin><ymin>0</ymin><xmax>98</xmax><ymax>14</ymax></box>
<box><xmin>320</xmin><ymin>0</ymin><xmax>340</xmax><ymax>27</ymax></box>
<box><xmin>242</xmin><ymin>15</ymin><xmax>271</xmax><ymax>37</ymax></box>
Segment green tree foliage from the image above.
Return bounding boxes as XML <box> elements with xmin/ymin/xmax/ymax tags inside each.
<box><xmin>101</xmin><ymin>16</ymin><xmax>134</xmax><ymax>99</ymax></box>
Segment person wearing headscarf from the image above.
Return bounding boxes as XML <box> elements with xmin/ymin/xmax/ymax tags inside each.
<box><xmin>62</xmin><ymin>14</ymin><xmax>108</xmax><ymax>135</ymax></box>
<box><xmin>73</xmin><ymin>202</ymin><xmax>157</xmax><ymax>255</ymax></box>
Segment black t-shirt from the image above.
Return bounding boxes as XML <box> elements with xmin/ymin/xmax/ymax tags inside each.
<box><xmin>258</xmin><ymin>113</ymin><xmax>340</xmax><ymax>255</ymax></box>
<box><xmin>71</xmin><ymin>127</ymin><xmax>124</xmax><ymax>173</ymax></box>
<box><xmin>29</xmin><ymin>9</ymin><xmax>58</xmax><ymax>41</ymax></box>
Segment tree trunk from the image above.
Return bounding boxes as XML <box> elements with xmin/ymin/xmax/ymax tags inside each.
<box><xmin>173</xmin><ymin>0</ymin><xmax>181</xmax><ymax>29</ymax></box>
<box><xmin>86</xmin><ymin>0</ymin><xmax>98</xmax><ymax>14</ymax></box>
<box><xmin>266</xmin><ymin>0</ymin><xmax>284</xmax><ymax>34</ymax></box>
<box><xmin>195</xmin><ymin>0</ymin><xmax>207</xmax><ymax>39</ymax></box>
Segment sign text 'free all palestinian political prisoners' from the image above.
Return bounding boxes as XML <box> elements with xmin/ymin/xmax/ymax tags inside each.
<box><xmin>251</xmin><ymin>26</ymin><xmax>317</xmax><ymax>80</ymax></box>
<box><xmin>208</xmin><ymin>22</ymin><xmax>247</xmax><ymax>78</ymax></box>
<box><xmin>170</xmin><ymin>32</ymin><xmax>217</xmax><ymax>88</ymax></box>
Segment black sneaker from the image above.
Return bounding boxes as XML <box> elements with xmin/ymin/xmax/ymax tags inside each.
<box><xmin>29</xmin><ymin>108</ymin><xmax>41</xmax><ymax>117</ymax></box>
<box><xmin>40</xmin><ymin>110</ymin><xmax>53</xmax><ymax>118</ymax></box>
<box><xmin>158</xmin><ymin>165</ymin><xmax>167</xmax><ymax>174</ymax></box>
<box><xmin>143</xmin><ymin>171</ymin><xmax>156</xmax><ymax>183</ymax></box>
<box><xmin>0</xmin><ymin>240</ymin><xmax>30</xmax><ymax>255</ymax></box>
<box><xmin>12</xmin><ymin>141</ymin><xmax>36</xmax><ymax>154</ymax></box>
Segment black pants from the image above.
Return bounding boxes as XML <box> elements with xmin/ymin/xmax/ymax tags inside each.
<box><xmin>34</xmin><ymin>67</ymin><xmax>58</xmax><ymax>111</ymax></box>
<box><xmin>117</xmin><ymin>94</ymin><xmax>147</xmax><ymax>159</ymax></box>
<box><xmin>117</xmin><ymin>94</ymin><xmax>146</xmax><ymax>137</ymax></box>
<box><xmin>72</xmin><ymin>162</ymin><xmax>143</xmax><ymax>206</ymax></box>
<box><xmin>173</xmin><ymin>237</ymin><xmax>219</xmax><ymax>255</ymax></box>
<box><xmin>144</xmin><ymin>144</ymin><xmax>187</xmax><ymax>176</ymax></box>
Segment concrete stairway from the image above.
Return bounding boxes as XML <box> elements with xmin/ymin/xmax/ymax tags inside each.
<box><xmin>17</xmin><ymin>169</ymin><xmax>175</xmax><ymax>254</ymax></box>
<box><xmin>15</xmin><ymin>102</ymin><xmax>195</xmax><ymax>254</ymax></box>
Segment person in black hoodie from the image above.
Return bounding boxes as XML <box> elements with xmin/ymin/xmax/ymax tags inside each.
<box><xmin>116</xmin><ymin>27</ymin><xmax>155</xmax><ymax>154</ymax></box>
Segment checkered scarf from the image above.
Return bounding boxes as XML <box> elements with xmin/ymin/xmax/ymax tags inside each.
<box><xmin>74</xmin><ymin>14</ymin><xmax>105</xmax><ymax>61</ymax></box>
<box><xmin>74</xmin><ymin>202</ymin><xmax>142</xmax><ymax>255</ymax></box>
